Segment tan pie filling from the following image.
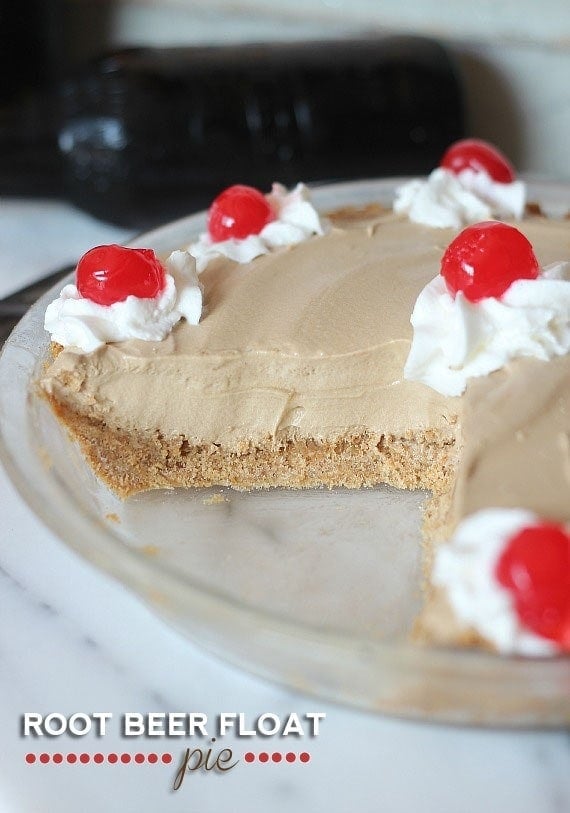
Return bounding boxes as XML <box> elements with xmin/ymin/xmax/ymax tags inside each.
<box><xmin>41</xmin><ymin>208</ymin><xmax>570</xmax><ymax>647</ymax></box>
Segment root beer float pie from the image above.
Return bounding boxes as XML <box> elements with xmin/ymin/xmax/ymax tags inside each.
<box><xmin>41</xmin><ymin>140</ymin><xmax>570</xmax><ymax>656</ymax></box>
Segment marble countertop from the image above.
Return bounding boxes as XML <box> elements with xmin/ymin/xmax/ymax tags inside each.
<box><xmin>1</xmin><ymin>200</ymin><xmax>569</xmax><ymax>813</ymax></box>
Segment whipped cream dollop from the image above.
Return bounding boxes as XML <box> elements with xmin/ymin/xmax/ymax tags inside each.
<box><xmin>433</xmin><ymin>509</ymin><xmax>558</xmax><ymax>656</ymax></box>
<box><xmin>404</xmin><ymin>261</ymin><xmax>570</xmax><ymax>396</ymax></box>
<box><xmin>45</xmin><ymin>250</ymin><xmax>202</xmax><ymax>353</ymax></box>
<box><xmin>393</xmin><ymin>167</ymin><xmax>526</xmax><ymax>229</ymax></box>
<box><xmin>189</xmin><ymin>183</ymin><xmax>325</xmax><ymax>272</ymax></box>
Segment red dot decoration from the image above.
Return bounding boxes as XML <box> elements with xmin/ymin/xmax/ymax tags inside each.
<box><xmin>242</xmin><ymin>751</ymin><xmax>311</xmax><ymax>764</ymax></box>
<box><xmin>24</xmin><ymin>750</ymin><xmax>234</xmax><ymax>766</ymax></box>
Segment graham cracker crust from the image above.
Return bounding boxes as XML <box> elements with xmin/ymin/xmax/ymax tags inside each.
<box><xmin>43</xmin><ymin>370</ymin><xmax>485</xmax><ymax>650</ymax></box>
<box><xmin>45</xmin><ymin>393</ymin><xmax>456</xmax><ymax>500</ymax></box>
<box><xmin>412</xmin><ymin>488</ymin><xmax>492</xmax><ymax>650</ymax></box>
<box><xmin>44</xmin><ymin>345</ymin><xmax>473</xmax><ymax>648</ymax></box>
<box><xmin>412</xmin><ymin>587</ymin><xmax>492</xmax><ymax>650</ymax></box>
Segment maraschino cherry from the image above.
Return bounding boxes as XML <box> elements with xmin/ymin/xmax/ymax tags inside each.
<box><xmin>440</xmin><ymin>138</ymin><xmax>516</xmax><ymax>184</ymax></box>
<box><xmin>208</xmin><ymin>184</ymin><xmax>275</xmax><ymax>242</ymax></box>
<box><xmin>496</xmin><ymin>522</ymin><xmax>570</xmax><ymax>648</ymax></box>
<box><xmin>76</xmin><ymin>245</ymin><xmax>166</xmax><ymax>306</ymax></box>
<box><xmin>440</xmin><ymin>221</ymin><xmax>540</xmax><ymax>302</ymax></box>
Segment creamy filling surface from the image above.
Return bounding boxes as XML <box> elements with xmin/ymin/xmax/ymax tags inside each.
<box><xmin>42</xmin><ymin>213</ymin><xmax>460</xmax><ymax>446</ymax></box>
<box><xmin>40</xmin><ymin>206</ymin><xmax>570</xmax><ymax>656</ymax></box>
<box><xmin>456</xmin><ymin>354</ymin><xmax>570</xmax><ymax>523</ymax></box>
<box><xmin>41</xmin><ymin>211</ymin><xmax>570</xmax><ymax>527</ymax></box>
<box><xmin>453</xmin><ymin>218</ymin><xmax>570</xmax><ymax>524</ymax></box>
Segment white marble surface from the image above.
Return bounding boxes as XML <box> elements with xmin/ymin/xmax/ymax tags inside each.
<box><xmin>0</xmin><ymin>199</ymin><xmax>131</xmax><ymax>299</ymax></box>
<box><xmin>1</xmin><ymin>201</ymin><xmax>570</xmax><ymax>812</ymax></box>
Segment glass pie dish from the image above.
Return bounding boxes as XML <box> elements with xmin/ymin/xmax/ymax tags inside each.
<box><xmin>1</xmin><ymin>178</ymin><xmax>570</xmax><ymax>727</ymax></box>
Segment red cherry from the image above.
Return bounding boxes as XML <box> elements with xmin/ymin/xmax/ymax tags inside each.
<box><xmin>440</xmin><ymin>138</ymin><xmax>516</xmax><ymax>184</ymax></box>
<box><xmin>76</xmin><ymin>245</ymin><xmax>166</xmax><ymax>306</ymax></box>
<box><xmin>496</xmin><ymin>522</ymin><xmax>570</xmax><ymax>648</ymax></box>
<box><xmin>440</xmin><ymin>221</ymin><xmax>539</xmax><ymax>302</ymax></box>
<box><xmin>207</xmin><ymin>184</ymin><xmax>275</xmax><ymax>242</ymax></box>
